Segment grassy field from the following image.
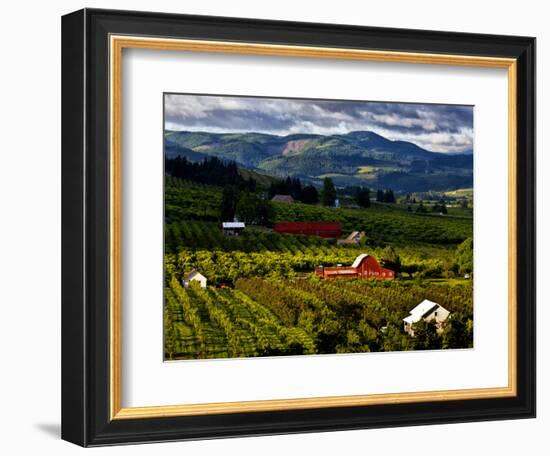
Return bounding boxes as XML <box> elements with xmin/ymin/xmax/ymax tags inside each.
<box><xmin>443</xmin><ymin>188</ymin><xmax>474</xmax><ymax>198</ymax></box>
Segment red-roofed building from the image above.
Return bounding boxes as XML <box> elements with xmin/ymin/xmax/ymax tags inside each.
<box><xmin>274</xmin><ymin>221</ymin><xmax>342</xmax><ymax>239</ymax></box>
<box><xmin>315</xmin><ymin>253</ymin><xmax>394</xmax><ymax>280</ymax></box>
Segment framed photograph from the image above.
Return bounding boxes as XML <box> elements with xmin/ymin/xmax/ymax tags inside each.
<box><xmin>61</xmin><ymin>8</ymin><xmax>535</xmax><ymax>446</ymax></box>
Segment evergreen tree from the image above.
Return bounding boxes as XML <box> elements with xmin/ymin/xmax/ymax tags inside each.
<box><xmin>301</xmin><ymin>185</ymin><xmax>319</xmax><ymax>204</ymax></box>
<box><xmin>284</xmin><ymin>176</ymin><xmax>293</xmax><ymax>194</ymax></box>
<box><xmin>321</xmin><ymin>177</ymin><xmax>337</xmax><ymax>207</ymax></box>
<box><xmin>268</xmin><ymin>176</ymin><xmax>304</xmax><ymax>200</ymax></box>
<box><xmin>165</xmin><ymin>156</ymin><xmax>256</xmax><ymax>189</ymax></box>
<box><xmin>220</xmin><ymin>185</ymin><xmax>240</xmax><ymax>221</ymax></box>
<box><xmin>245</xmin><ymin>177</ymin><xmax>257</xmax><ymax>192</ymax></box>
<box><xmin>383</xmin><ymin>189</ymin><xmax>396</xmax><ymax>203</ymax></box>
<box><xmin>290</xmin><ymin>177</ymin><xmax>303</xmax><ymax>201</ymax></box>
<box><xmin>376</xmin><ymin>189</ymin><xmax>384</xmax><ymax>202</ymax></box>
<box><xmin>267</xmin><ymin>182</ymin><xmax>278</xmax><ymax>199</ymax></box>
<box><xmin>355</xmin><ymin>187</ymin><xmax>371</xmax><ymax>208</ymax></box>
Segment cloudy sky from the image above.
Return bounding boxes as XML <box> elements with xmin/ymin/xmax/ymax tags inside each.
<box><xmin>164</xmin><ymin>94</ymin><xmax>473</xmax><ymax>153</ymax></box>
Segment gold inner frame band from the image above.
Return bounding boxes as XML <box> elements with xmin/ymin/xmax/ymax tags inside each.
<box><xmin>109</xmin><ymin>35</ymin><xmax>518</xmax><ymax>420</ymax></box>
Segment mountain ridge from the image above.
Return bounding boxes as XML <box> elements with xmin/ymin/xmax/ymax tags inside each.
<box><xmin>164</xmin><ymin>130</ymin><xmax>473</xmax><ymax>193</ymax></box>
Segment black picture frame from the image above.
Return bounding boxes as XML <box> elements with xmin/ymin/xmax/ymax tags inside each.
<box><xmin>62</xmin><ymin>8</ymin><xmax>536</xmax><ymax>447</ymax></box>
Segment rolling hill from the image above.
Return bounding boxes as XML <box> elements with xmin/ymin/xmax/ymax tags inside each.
<box><xmin>164</xmin><ymin>130</ymin><xmax>473</xmax><ymax>193</ymax></box>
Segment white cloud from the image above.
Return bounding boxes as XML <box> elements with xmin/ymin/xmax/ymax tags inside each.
<box><xmin>164</xmin><ymin>94</ymin><xmax>473</xmax><ymax>153</ymax></box>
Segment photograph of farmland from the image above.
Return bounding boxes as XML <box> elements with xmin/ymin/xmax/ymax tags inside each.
<box><xmin>163</xmin><ymin>93</ymin><xmax>474</xmax><ymax>360</ymax></box>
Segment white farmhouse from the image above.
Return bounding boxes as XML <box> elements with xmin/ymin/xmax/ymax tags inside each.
<box><xmin>403</xmin><ymin>299</ymin><xmax>450</xmax><ymax>336</ymax></box>
<box><xmin>183</xmin><ymin>269</ymin><xmax>207</xmax><ymax>289</ymax></box>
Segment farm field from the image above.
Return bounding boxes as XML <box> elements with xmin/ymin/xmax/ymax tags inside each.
<box><xmin>165</xmin><ymin>277</ymin><xmax>473</xmax><ymax>360</ymax></box>
<box><xmin>166</xmin><ymin>177</ymin><xmax>473</xmax><ymax>245</ymax></box>
<box><xmin>165</xmin><ymin>223</ymin><xmax>459</xmax><ymax>285</ymax></box>
<box><xmin>164</xmin><ymin>177</ymin><xmax>473</xmax><ymax>360</ymax></box>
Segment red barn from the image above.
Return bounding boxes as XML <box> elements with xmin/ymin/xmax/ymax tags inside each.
<box><xmin>315</xmin><ymin>253</ymin><xmax>395</xmax><ymax>280</ymax></box>
<box><xmin>274</xmin><ymin>221</ymin><xmax>342</xmax><ymax>239</ymax></box>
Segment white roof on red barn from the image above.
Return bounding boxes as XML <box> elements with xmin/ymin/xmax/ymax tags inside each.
<box><xmin>351</xmin><ymin>253</ymin><xmax>369</xmax><ymax>268</ymax></box>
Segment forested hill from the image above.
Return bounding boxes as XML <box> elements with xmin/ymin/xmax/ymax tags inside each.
<box><xmin>165</xmin><ymin>130</ymin><xmax>473</xmax><ymax>193</ymax></box>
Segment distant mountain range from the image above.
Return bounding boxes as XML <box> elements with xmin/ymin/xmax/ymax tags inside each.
<box><xmin>165</xmin><ymin>130</ymin><xmax>473</xmax><ymax>193</ymax></box>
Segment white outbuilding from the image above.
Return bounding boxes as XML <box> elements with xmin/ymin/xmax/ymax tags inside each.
<box><xmin>403</xmin><ymin>299</ymin><xmax>451</xmax><ymax>336</ymax></box>
<box><xmin>222</xmin><ymin>221</ymin><xmax>246</xmax><ymax>236</ymax></box>
<box><xmin>183</xmin><ymin>269</ymin><xmax>208</xmax><ymax>289</ymax></box>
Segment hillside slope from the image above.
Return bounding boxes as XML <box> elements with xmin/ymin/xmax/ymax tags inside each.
<box><xmin>165</xmin><ymin>130</ymin><xmax>473</xmax><ymax>192</ymax></box>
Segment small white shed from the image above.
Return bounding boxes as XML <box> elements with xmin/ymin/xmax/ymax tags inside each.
<box><xmin>403</xmin><ymin>299</ymin><xmax>450</xmax><ymax>336</ymax></box>
<box><xmin>222</xmin><ymin>221</ymin><xmax>246</xmax><ymax>236</ymax></box>
<box><xmin>183</xmin><ymin>269</ymin><xmax>207</xmax><ymax>289</ymax></box>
